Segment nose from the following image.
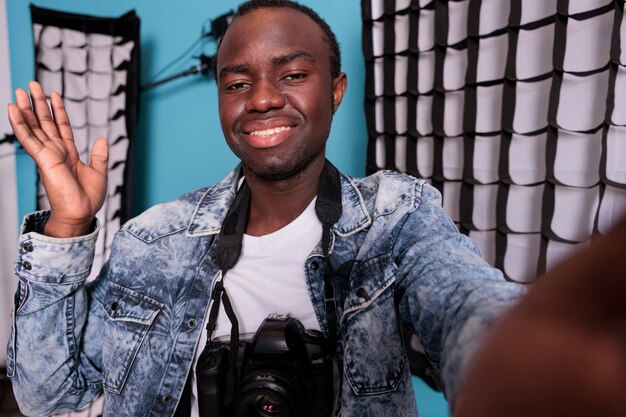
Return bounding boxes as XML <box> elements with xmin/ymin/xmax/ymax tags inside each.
<box><xmin>245</xmin><ymin>78</ymin><xmax>286</xmax><ymax>113</ymax></box>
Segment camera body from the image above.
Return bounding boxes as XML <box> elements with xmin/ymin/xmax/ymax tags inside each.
<box><xmin>196</xmin><ymin>314</ymin><xmax>335</xmax><ymax>417</ymax></box>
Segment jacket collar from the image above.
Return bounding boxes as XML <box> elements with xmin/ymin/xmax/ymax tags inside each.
<box><xmin>186</xmin><ymin>164</ymin><xmax>371</xmax><ymax>237</ymax></box>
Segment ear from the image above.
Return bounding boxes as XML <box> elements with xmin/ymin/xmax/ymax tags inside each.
<box><xmin>331</xmin><ymin>72</ymin><xmax>348</xmax><ymax>114</ymax></box>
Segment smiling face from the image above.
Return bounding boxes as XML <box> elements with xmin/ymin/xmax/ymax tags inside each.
<box><xmin>216</xmin><ymin>7</ymin><xmax>347</xmax><ymax>181</ymax></box>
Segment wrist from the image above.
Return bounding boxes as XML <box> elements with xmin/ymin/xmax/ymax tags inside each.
<box><xmin>44</xmin><ymin>216</ymin><xmax>95</xmax><ymax>238</ymax></box>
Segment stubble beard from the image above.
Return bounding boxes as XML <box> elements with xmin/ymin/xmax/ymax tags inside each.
<box><xmin>240</xmin><ymin>141</ymin><xmax>324</xmax><ymax>181</ymax></box>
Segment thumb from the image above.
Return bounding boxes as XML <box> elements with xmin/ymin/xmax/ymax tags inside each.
<box><xmin>89</xmin><ymin>137</ymin><xmax>109</xmax><ymax>176</ymax></box>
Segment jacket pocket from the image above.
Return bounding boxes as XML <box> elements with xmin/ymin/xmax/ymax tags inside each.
<box><xmin>102</xmin><ymin>282</ymin><xmax>163</xmax><ymax>394</ymax></box>
<box><xmin>341</xmin><ymin>254</ymin><xmax>405</xmax><ymax>395</ymax></box>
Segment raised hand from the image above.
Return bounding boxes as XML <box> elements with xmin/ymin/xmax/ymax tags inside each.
<box><xmin>7</xmin><ymin>81</ymin><xmax>109</xmax><ymax>238</ymax></box>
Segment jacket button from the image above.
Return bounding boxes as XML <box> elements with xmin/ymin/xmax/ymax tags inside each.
<box><xmin>311</xmin><ymin>261</ymin><xmax>319</xmax><ymax>270</ymax></box>
<box><xmin>356</xmin><ymin>287</ymin><xmax>368</xmax><ymax>299</ymax></box>
<box><xmin>162</xmin><ymin>395</ymin><xmax>172</xmax><ymax>404</ymax></box>
<box><xmin>187</xmin><ymin>319</ymin><xmax>197</xmax><ymax>328</ymax></box>
<box><xmin>23</xmin><ymin>242</ymin><xmax>34</xmax><ymax>252</ymax></box>
<box><xmin>111</xmin><ymin>302</ymin><xmax>119</xmax><ymax>311</ymax></box>
<box><xmin>22</xmin><ymin>261</ymin><xmax>32</xmax><ymax>271</ymax></box>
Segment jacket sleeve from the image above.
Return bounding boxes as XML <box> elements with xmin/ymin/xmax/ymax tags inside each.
<box><xmin>393</xmin><ymin>183</ymin><xmax>527</xmax><ymax>403</ymax></box>
<box><xmin>6</xmin><ymin>210</ymin><xmax>109</xmax><ymax>416</ymax></box>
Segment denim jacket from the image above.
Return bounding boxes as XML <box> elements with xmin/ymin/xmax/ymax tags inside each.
<box><xmin>7</xmin><ymin>166</ymin><xmax>525</xmax><ymax>416</ymax></box>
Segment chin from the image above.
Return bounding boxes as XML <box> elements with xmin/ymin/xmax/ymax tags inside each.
<box><xmin>245</xmin><ymin>156</ymin><xmax>317</xmax><ymax>181</ymax></box>
<box><xmin>238</xmin><ymin>144</ymin><xmax>326</xmax><ymax>181</ymax></box>
<box><xmin>247</xmin><ymin>164</ymin><xmax>302</xmax><ymax>181</ymax></box>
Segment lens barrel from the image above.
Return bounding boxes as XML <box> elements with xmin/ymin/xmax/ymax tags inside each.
<box><xmin>232</xmin><ymin>370</ymin><xmax>304</xmax><ymax>417</ymax></box>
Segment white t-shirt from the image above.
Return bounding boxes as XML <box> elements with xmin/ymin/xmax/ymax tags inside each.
<box><xmin>190</xmin><ymin>197</ymin><xmax>322</xmax><ymax>415</ymax></box>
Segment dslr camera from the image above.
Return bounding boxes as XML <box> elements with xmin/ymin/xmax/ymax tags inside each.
<box><xmin>196</xmin><ymin>314</ymin><xmax>335</xmax><ymax>417</ymax></box>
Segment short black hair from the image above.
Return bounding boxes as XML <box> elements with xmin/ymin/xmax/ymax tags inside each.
<box><xmin>217</xmin><ymin>0</ymin><xmax>342</xmax><ymax>79</ymax></box>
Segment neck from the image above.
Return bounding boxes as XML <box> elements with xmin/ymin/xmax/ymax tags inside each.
<box><xmin>243</xmin><ymin>158</ymin><xmax>325</xmax><ymax>236</ymax></box>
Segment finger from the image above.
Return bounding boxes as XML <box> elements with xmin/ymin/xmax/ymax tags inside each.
<box><xmin>50</xmin><ymin>91</ymin><xmax>79</xmax><ymax>162</ymax></box>
<box><xmin>89</xmin><ymin>137</ymin><xmax>109</xmax><ymax>177</ymax></box>
<box><xmin>29</xmin><ymin>81</ymin><xmax>62</xmax><ymax>141</ymax></box>
<box><xmin>50</xmin><ymin>91</ymin><xmax>75</xmax><ymax>143</ymax></box>
<box><xmin>7</xmin><ymin>103</ymin><xmax>44</xmax><ymax>155</ymax></box>
<box><xmin>15</xmin><ymin>88</ymin><xmax>48</xmax><ymax>141</ymax></box>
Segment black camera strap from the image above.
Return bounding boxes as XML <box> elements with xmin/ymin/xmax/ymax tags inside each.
<box><xmin>206</xmin><ymin>179</ymin><xmax>250</xmax><ymax>405</ymax></box>
<box><xmin>315</xmin><ymin>160</ymin><xmax>343</xmax><ymax>350</ymax></box>
<box><xmin>204</xmin><ymin>159</ymin><xmax>342</xmax><ymax>405</ymax></box>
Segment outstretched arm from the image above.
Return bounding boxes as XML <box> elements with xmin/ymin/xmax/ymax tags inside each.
<box><xmin>455</xmin><ymin>216</ymin><xmax>626</xmax><ymax>417</ymax></box>
<box><xmin>8</xmin><ymin>81</ymin><xmax>108</xmax><ymax>237</ymax></box>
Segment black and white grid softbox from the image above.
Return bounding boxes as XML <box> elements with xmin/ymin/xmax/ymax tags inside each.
<box><xmin>32</xmin><ymin>5</ymin><xmax>140</xmax><ymax>285</ymax></box>
<box><xmin>362</xmin><ymin>0</ymin><xmax>626</xmax><ymax>283</ymax></box>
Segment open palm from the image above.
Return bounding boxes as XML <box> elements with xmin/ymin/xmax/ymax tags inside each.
<box><xmin>7</xmin><ymin>81</ymin><xmax>109</xmax><ymax>237</ymax></box>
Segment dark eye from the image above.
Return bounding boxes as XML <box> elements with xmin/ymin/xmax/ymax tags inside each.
<box><xmin>226</xmin><ymin>81</ymin><xmax>249</xmax><ymax>91</ymax></box>
<box><xmin>284</xmin><ymin>73</ymin><xmax>307</xmax><ymax>81</ymax></box>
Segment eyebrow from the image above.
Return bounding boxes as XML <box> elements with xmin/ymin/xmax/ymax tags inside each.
<box><xmin>219</xmin><ymin>64</ymin><xmax>249</xmax><ymax>81</ymax></box>
<box><xmin>270</xmin><ymin>51</ymin><xmax>315</xmax><ymax>66</ymax></box>
<box><xmin>218</xmin><ymin>51</ymin><xmax>316</xmax><ymax>81</ymax></box>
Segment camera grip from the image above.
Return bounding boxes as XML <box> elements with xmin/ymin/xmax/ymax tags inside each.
<box><xmin>196</xmin><ymin>344</ymin><xmax>230</xmax><ymax>417</ymax></box>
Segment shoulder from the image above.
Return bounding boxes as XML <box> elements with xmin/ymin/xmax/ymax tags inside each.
<box><xmin>344</xmin><ymin>170</ymin><xmax>440</xmax><ymax>216</ymax></box>
<box><xmin>334</xmin><ymin>169</ymin><xmax>441</xmax><ymax>236</ymax></box>
<box><xmin>120</xmin><ymin>187</ymin><xmax>212</xmax><ymax>243</ymax></box>
<box><xmin>119</xmin><ymin>165</ymin><xmax>242</xmax><ymax>243</ymax></box>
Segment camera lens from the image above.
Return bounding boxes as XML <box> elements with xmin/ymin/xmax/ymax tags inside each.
<box><xmin>254</xmin><ymin>393</ymin><xmax>284</xmax><ymax>416</ymax></box>
<box><xmin>234</xmin><ymin>371</ymin><xmax>303</xmax><ymax>417</ymax></box>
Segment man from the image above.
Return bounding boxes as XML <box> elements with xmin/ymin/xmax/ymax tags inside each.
<box><xmin>6</xmin><ymin>1</ymin><xmax>524</xmax><ymax>416</ymax></box>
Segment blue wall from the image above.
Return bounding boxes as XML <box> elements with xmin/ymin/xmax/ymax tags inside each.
<box><xmin>6</xmin><ymin>1</ymin><xmax>448</xmax><ymax>415</ymax></box>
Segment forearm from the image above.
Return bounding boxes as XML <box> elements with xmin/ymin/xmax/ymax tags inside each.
<box><xmin>393</xmin><ymin>186</ymin><xmax>526</xmax><ymax>401</ymax></box>
<box><xmin>401</xmin><ymin>234</ymin><xmax>526</xmax><ymax>400</ymax></box>
<box><xmin>7</xmin><ymin>211</ymin><xmax>103</xmax><ymax>415</ymax></box>
<box><xmin>434</xmin><ymin>274</ymin><xmax>525</xmax><ymax>401</ymax></box>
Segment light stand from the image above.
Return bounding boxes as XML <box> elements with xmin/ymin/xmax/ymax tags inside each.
<box><xmin>140</xmin><ymin>54</ymin><xmax>215</xmax><ymax>92</ymax></box>
<box><xmin>140</xmin><ymin>10</ymin><xmax>233</xmax><ymax>92</ymax></box>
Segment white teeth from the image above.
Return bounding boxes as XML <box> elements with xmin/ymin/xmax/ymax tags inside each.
<box><xmin>249</xmin><ymin>126</ymin><xmax>292</xmax><ymax>137</ymax></box>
